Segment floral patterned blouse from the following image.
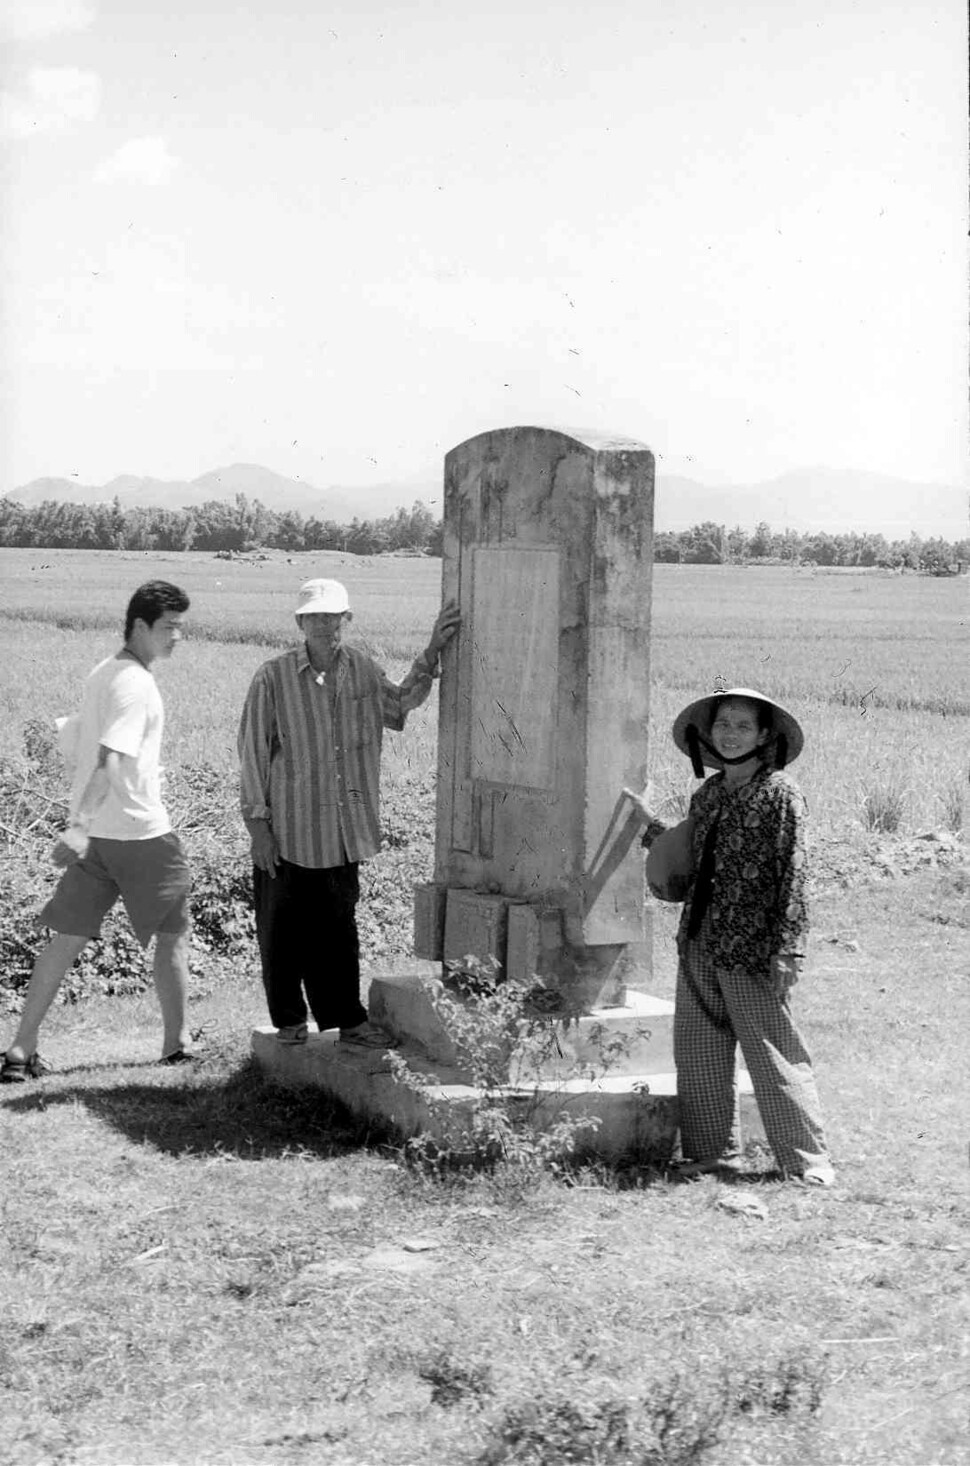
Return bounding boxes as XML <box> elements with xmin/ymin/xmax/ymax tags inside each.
<box><xmin>676</xmin><ymin>767</ymin><xmax>809</xmax><ymax>975</ymax></box>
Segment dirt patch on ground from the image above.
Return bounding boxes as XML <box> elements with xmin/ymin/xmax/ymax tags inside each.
<box><xmin>810</xmin><ymin>830</ymin><xmax>966</xmax><ymax>896</ymax></box>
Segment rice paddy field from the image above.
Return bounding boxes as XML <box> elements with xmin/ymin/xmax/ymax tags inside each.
<box><xmin>0</xmin><ymin>546</ymin><xmax>965</xmax><ymax>842</ymax></box>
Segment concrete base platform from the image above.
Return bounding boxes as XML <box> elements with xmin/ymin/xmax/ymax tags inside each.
<box><xmin>368</xmin><ymin>974</ymin><xmax>677</xmax><ymax>1077</ymax></box>
<box><xmin>250</xmin><ymin>1015</ymin><xmax>766</xmax><ymax>1164</ymax></box>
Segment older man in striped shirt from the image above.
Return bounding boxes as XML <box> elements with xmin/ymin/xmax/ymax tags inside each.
<box><xmin>238</xmin><ymin>577</ymin><xmax>460</xmax><ymax>1049</ymax></box>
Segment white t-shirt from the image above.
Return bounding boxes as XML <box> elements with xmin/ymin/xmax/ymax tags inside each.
<box><xmin>70</xmin><ymin>654</ymin><xmax>171</xmax><ymax>840</ymax></box>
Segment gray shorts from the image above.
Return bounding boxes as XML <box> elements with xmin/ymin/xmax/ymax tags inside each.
<box><xmin>39</xmin><ymin>833</ymin><xmax>191</xmax><ymax>949</ymax></box>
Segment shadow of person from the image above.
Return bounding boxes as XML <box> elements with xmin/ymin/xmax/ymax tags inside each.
<box><xmin>0</xmin><ymin>1057</ymin><xmax>399</xmax><ymax>1160</ymax></box>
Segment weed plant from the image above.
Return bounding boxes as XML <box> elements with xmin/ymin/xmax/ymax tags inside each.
<box><xmin>940</xmin><ymin>778</ymin><xmax>966</xmax><ymax>834</ymax></box>
<box><xmin>388</xmin><ymin>957</ymin><xmax>601</xmax><ymax>1177</ymax></box>
<box><xmin>474</xmin><ymin>1364</ymin><xmax>764</xmax><ymax>1466</ymax></box>
<box><xmin>859</xmin><ymin>775</ymin><xmax>908</xmax><ymax>834</ymax></box>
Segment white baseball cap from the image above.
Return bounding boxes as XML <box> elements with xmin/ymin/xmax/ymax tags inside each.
<box><xmin>294</xmin><ymin>579</ymin><xmax>351</xmax><ymax>617</ymax></box>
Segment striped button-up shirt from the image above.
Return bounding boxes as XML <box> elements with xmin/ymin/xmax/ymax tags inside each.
<box><xmin>238</xmin><ymin>642</ymin><xmax>436</xmax><ymax>869</ymax></box>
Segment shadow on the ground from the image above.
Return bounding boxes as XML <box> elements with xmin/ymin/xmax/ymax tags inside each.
<box><xmin>1</xmin><ymin>1060</ymin><xmax>792</xmax><ymax>1185</ymax></box>
<box><xmin>0</xmin><ymin>1055</ymin><xmax>400</xmax><ymax>1159</ymax></box>
<box><xmin>604</xmin><ymin>1160</ymin><xmax>787</xmax><ymax>1191</ymax></box>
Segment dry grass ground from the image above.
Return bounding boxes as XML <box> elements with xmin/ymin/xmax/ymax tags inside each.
<box><xmin>1</xmin><ymin>867</ymin><xmax>968</xmax><ymax>1466</ymax></box>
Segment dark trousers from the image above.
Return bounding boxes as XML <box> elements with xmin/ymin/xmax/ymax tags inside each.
<box><xmin>253</xmin><ymin>858</ymin><xmax>368</xmax><ymax>1032</ymax></box>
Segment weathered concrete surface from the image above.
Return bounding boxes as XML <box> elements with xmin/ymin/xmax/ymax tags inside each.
<box><xmin>425</xmin><ymin>424</ymin><xmax>655</xmax><ymax>1009</ymax></box>
<box><xmin>252</xmin><ymin>1025</ymin><xmax>480</xmax><ymax>1142</ymax></box>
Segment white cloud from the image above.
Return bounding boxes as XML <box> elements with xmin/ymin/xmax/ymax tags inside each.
<box><xmin>0</xmin><ymin>67</ymin><xmax>101</xmax><ymax>138</ymax></box>
<box><xmin>95</xmin><ymin>136</ymin><xmax>179</xmax><ymax>186</ymax></box>
<box><xmin>0</xmin><ymin>0</ymin><xmax>95</xmax><ymax>42</ymax></box>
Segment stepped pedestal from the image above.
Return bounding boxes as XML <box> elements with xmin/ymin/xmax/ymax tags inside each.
<box><xmin>251</xmin><ymin>974</ymin><xmax>764</xmax><ymax>1163</ymax></box>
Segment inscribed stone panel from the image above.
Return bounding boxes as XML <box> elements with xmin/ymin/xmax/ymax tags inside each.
<box><xmin>469</xmin><ymin>547</ymin><xmax>559</xmax><ymax>790</ymax></box>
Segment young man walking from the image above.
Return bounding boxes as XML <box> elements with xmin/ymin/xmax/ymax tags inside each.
<box><xmin>238</xmin><ymin>578</ymin><xmax>459</xmax><ymax>1049</ymax></box>
<box><xmin>1</xmin><ymin>581</ymin><xmax>194</xmax><ymax>1082</ymax></box>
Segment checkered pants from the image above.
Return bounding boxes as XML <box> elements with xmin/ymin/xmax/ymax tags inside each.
<box><xmin>673</xmin><ymin>939</ymin><xmax>831</xmax><ymax>1175</ymax></box>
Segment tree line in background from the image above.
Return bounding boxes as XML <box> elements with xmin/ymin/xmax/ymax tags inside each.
<box><xmin>0</xmin><ymin>495</ymin><xmax>967</xmax><ymax>571</ymax></box>
<box><xmin>0</xmin><ymin>495</ymin><xmax>441</xmax><ymax>556</ymax></box>
<box><xmin>656</xmin><ymin>520</ymin><xmax>968</xmax><ymax>572</ymax></box>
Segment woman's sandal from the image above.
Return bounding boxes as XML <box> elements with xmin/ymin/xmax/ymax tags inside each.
<box><xmin>0</xmin><ymin>1052</ymin><xmax>51</xmax><ymax>1084</ymax></box>
<box><xmin>672</xmin><ymin>1159</ymin><xmax>744</xmax><ymax>1181</ymax></box>
<box><xmin>797</xmin><ymin>1165</ymin><xmax>836</xmax><ymax>1187</ymax></box>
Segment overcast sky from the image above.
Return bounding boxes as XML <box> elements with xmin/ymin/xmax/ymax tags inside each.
<box><xmin>1</xmin><ymin>0</ymin><xmax>966</xmax><ymax>505</ymax></box>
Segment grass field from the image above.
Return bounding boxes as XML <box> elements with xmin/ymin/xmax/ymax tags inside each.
<box><xmin>0</xmin><ymin>547</ymin><xmax>966</xmax><ymax>836</ymax></box>
<box><xmin>1</xmin><ymin>547</ymin><xmax>968</xmax><ymax>1465</ymax></box>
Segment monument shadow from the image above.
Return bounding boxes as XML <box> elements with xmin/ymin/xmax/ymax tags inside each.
<box><xmin>0</xmin><ymin>1057</ymin><xmax>392</xmax><ymax>1160</ymax></box>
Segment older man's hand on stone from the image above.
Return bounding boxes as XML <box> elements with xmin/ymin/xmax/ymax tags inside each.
<box><xmin>426</xmin><ymin>599</ymin><xmax>461</xmax><ymax>662</ymax></box>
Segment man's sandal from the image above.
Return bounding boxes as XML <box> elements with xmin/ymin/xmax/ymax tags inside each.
<box><xmin>338</xmin><ymin>1022</ymin><xmax>394</xmax><ymax>1050</ymax></box>
<box><xmin>0</xmin><ymin>1052</ymin><xmax>51</xmax><ymax>1084</ymax></box>
<box><xmin>157</xmin><ymin>1048</ymin><xmax>201</xmax><ymax>1066</ymax></box>
<box><xmin>276</xmin><ymin>1024</ymin><xmax>309</xmax><ymax>1046</ymax></box>
<box><xmin>672</xmin><ymin>1159</ymin><xmax>743</xmax><ymax>1181</ymax></box>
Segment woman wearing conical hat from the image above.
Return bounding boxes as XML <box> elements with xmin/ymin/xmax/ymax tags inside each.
<box><xmin>628</xmin><ymin>685</ymin><xmax>835</xmax><ymax>1187</ymax></box>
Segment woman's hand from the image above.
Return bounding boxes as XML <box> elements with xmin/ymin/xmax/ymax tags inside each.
<box><xmin>769</xmin><ymin>954</ymin><xmax>804</xmax><ymax>997</ymax></box>
<box><xmin>621</xmin><ymin>787</ymin><xmax>659</xmax><ymax>825</ymax></box>
<box><xmin>621</xmin><ymin>787</ymin><xmax>669</xmax><ymax>847</ymax></box>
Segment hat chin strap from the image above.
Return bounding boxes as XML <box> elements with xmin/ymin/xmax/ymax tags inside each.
<box><xmin>715</xmin><ymin>745</ymin><xmax>763</xmax><ymax>766</ymax></box>
<box><xmin>686</xmin><ymin>725</ymin><xmax>788</xmax><ymax>776</ymax></box>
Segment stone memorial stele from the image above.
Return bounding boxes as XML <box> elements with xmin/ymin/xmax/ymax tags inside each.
<box><xmin>413</xmin><ymin>424</ymin><xmax>655</xmax><ymax>1011</ymax></box>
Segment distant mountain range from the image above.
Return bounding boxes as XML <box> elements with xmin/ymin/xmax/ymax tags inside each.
<box><xmin>3</xmin><ymin>461</ymin><xmax>966</xmax><ymax>539</ymax></box>
<box><xmin>658</xmin><ymin>467</ymin><xmax>967</xmax><ymax>539</ymax></box>
<box><xmin>1</xmin><ymin>464</ymin><xmax>430</xmax><ymax>527</ymax></box>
